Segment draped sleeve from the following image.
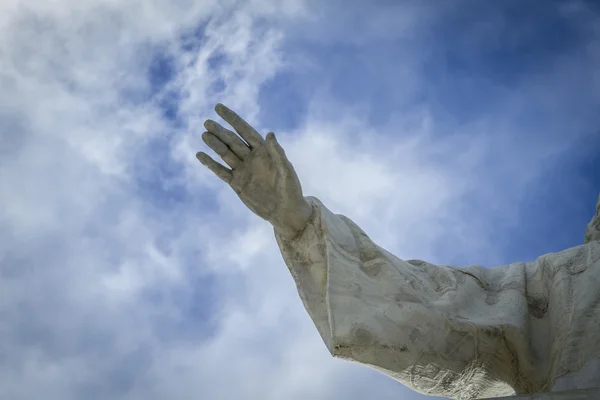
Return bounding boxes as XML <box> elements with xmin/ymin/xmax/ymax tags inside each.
<box><xmin>274</xmin><ymin>196</ymin><xmax>600</xmax><ymax>399</ymax></box>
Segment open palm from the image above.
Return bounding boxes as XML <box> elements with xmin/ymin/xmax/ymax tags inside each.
<box><xmin>196</xmin><ymin>104</ymin><xmax>313</xmax><ymax>239</ymax></box>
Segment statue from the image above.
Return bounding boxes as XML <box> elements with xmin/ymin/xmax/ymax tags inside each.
<box><xmin>196</xmin><ymin>104</ymin><xmax>600</xmax><ymax>400</ymax></box>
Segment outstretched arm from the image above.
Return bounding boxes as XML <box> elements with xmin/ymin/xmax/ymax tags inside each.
<box><xmin>274</xmin><ymin>196</ymin><xmax>537</xmax><ymax>399</ymax></box>
<box><xmin>196</xmin><ymin>104</ymin><xmax>577</xmax><ymax>399</ymax></box>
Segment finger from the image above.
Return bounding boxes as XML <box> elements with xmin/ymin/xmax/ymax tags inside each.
<box><xmin>196</xmin><ymin>152</ymin><xmax>232</xmax><ymax>183</ymax></box>
<box><xmin>215</xmin><ymin>103</ymin><xmax>265</xmax><ymax>149</ymax></box>
<box><xmin>265</xmin><ymin>132</ymin><xmax>292</xmax><ymax>176</ymax></box>
<box><xmin>202</xmin><ymin>132</ymin><xmax>242</xmax><ymax>169</ymax></box>
<box><xmin>204</xmin><ymin>119</ymin><xmax>251</xmax><ymax>159</ymax></box>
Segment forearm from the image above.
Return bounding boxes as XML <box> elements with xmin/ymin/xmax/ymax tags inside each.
<box><xmin>271</xmin><ymin>197</ymin><xmax>315</xmax><ymax>240</ymax></box>
<box><xmin>274</xmin><ymin>196</ymin><xmax>330</xmax><ymax>347</ymax></box>
<box><xmin>275</xmin><ymin>196</ymin><xmax>525</xmax><ymax>398</ymax></box>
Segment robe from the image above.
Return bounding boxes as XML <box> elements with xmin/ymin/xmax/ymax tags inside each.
<box><xmin>275</xmin><ymin>195</ymin><xmax>600</xmax><ymax>399</ymax></box>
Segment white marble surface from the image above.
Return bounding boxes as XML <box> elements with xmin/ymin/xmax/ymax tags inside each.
<box><xmin>275</xmin><ymin>195</ymin><xmax>600</xmax><ymax>399</ymax></box>
<box><xmin>199</xmin><ymin>104</ymin><xmax>600</xmax><ymax>400</ymax></box>
<box><xmin>491</xmin><ymin>387</ymin><xmax>600</xmax><ymax>399</ymax></box>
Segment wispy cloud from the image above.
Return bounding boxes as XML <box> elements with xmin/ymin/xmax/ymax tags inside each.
<box><xmin>1</xmin><ymin>1</ymin><xmax>599</xmax><ymax>399</ymax></box>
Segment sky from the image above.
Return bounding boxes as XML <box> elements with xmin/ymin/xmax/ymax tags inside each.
<box><xmin>1</xmin><ymin>0</ymin><xmax>599</xmax><ymax>399</ymax></box>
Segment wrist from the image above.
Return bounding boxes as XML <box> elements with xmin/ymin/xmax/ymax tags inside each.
<box><xmin>273</xmin><ymin>199</ymin><xmax>314</xmax><ymax>240</ymax></box>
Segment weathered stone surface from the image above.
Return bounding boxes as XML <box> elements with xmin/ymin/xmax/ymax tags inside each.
<box><xmin>199</xmin><ymin>103</ymin><xmax>600</xmax><ymax>400</ymax></box>
<box><xmin>276</xmin><ymin>196</ymin><xmax>600</xmax><ymax>399</ymax></box>
<box><xmin>491</xmin><ymin>387</ymin><xmax>600</xmax><ymax>399</ymax></box>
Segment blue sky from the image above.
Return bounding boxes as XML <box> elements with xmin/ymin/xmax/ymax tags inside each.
<box><xmin>1</xmin><ymin>1</ymin><xmax>599</xmax><ymax>399</ymax></box>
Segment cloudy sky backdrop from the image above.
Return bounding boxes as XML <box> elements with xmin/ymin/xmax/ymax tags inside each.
<box><xmin>1</xmin><ymin>0</ymin><xmax>600</xmax><ymax>399</ymax></box>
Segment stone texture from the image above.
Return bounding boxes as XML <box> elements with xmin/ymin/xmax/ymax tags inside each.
<box><xmin>199</xmin><ymin>103</ymin><xmax>600</xmax><ymax>400</ymax></box>
<box><xmin>275</xmin><ymin>195</ymin><xmax>600</xmax><ymax>399</ymax></box>
<box><xmin>491</xmin><ymin>388</ymin><xmax>600</xmax><ymax>399</ymax></box>
<box><xmin>584</xmin><ymin>193</ymin><xmax>600</xmax><ymax>244</ymax></box>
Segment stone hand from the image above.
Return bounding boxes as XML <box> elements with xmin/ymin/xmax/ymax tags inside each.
<box><xmin>196</xmin><ymin>103</ymin><xmax>313</xmax><ymax>239</ymax></box>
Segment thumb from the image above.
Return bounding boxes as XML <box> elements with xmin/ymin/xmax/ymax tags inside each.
<box><xmin>265</xmin><ymin>132</ymin><xmax>289</xmax><ymax>168</ymax></box>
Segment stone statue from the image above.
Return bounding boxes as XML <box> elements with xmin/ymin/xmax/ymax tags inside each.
<box><xmin>197</xmin><ymin>104</ymin><xmax>600</xmax><ymax>400</ymax></box>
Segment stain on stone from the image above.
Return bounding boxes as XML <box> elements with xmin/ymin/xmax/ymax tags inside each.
<box><xmin>359</xmin><ymin>261</ymin><xmax>382</xmax><ymax>277</ymax></box>
<box><xmin>349</xmin><ymin>226</ymin><xmax>387</xmax><ymax>277</ymax></box>
<box><xmin>527</xmin><ymin>295</ymin><xmax>549</xmax><ymax>319</ymax></box>
<box><xmin>563</xmin><ymin>247</ymin><xmax>587</xmax><ymax>274</ymax></box>
<box><xmin>407</xmin><ymin>259</ymin><xmax>428</xmax><ymax>267</ymax></box>
<box><xmin>499</xmin><ymin>279</ymin><xmax>525</xmax><ymax>292</ymax></box>
<box><xmin>486</xmin><ymin>292</ymin><xmax>499</xmax><ymax>305</ymax></box>
<box><xmin>417</xmin><ymin>261</ymin><xmax>455</xmax><ymax>292</ymax></box>
<box><xmin>483</xmin><ymin>326</ymin><xmax>503</xmax><ymax>338</ymax></box>
<box><xmin>353</xmin><ymin>326</ymin><xmax>375</xmax><ymax>346</ymax></box>
<box><xmin>456</xmin><ymin>269</ymin><xmax>487</xmax><ymax>290</ymax></box>
<box><xmin>453</xmin><ymin>270</ymin><xmax>466</xmax><ymax>285</ymax></box>
<box><xmin>316</xmin><ymin>243</ymin><xmax>327</xmax><ymax>255</ymax></box>
<box><xmin>409</xmin><ymin>328</ymin><xmax>421</xmax><ymax>343</ymax></box>
<box><xmin>395</xmin><ymin>290</ymin><xmax>422</xmax><ymax>304</ymax></box>
<box><xmin>339</xmin><ymin>242</ymin><xmax>356</xmax><ymax>254</ymax></box>
<box><xmin>377</xmin><ymin>343</ymin><xmax>408</xmax><ymax>355</ymax></box>
<box><xmin>333</xmin><ymin>343</ymin><xmax>353</xmax><ymax>358</ymax></box>
<box><xmin>445</xmin><ymin>329</ymin><xmax>470</xmax><ymax>355</ymax></box>
<box><xmin>436</xmin><ymin>273</ymin><xmax>453</xmax><ymax>289</ymax></box>
<box><xmin>350</xmin><ymin>283</ymin><xmax>362</xmax><ymax>295</ymax></box>
<box><xmin>359</xmin><ymin>245</ymin><xmax>380</xmax><ymax>261</ymax></box>
<box><xmin>391</xmin><ymin>298</ymin><xmax>405</xmax><ymax>310</ymax></box>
